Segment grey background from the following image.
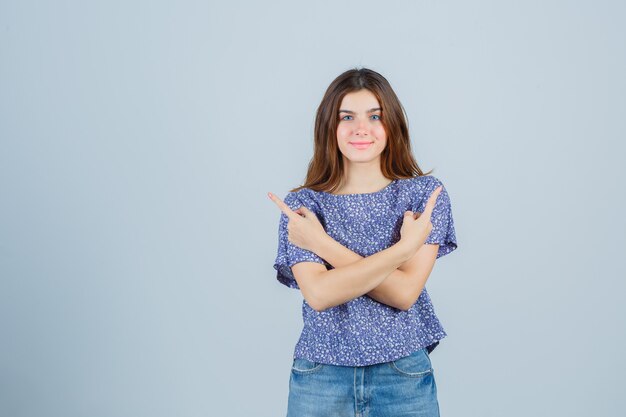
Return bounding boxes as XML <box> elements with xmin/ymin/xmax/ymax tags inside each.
<box><xmin>1</xmin><ymin>1</ymin><xmax>625</xmax><ymax>416</ymax></box>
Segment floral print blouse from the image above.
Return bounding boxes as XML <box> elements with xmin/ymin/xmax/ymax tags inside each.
<box><xmin>273</xmin><ymin>175</ymin><xmax>458</xmax><ymax>366</ymax></box>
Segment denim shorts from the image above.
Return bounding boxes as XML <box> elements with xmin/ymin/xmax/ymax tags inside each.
<box><xmin>286</xmin><ymin>347</ymin><xmax>440</xmax><ymax>417</ymax></box>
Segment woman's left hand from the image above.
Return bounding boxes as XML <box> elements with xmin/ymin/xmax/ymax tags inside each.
<box><xmin>268</xmin><ymin>192</ymin><xmax>328</xmax><ymax>253</ymax></box>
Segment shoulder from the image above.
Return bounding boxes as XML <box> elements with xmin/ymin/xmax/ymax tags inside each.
<box><xmin>405</xmin><ymin>175</ymin><xmax>453</xmax><ymax>209</ymax></box>
<box><xmin>283</xmin><ymin>191</ymin><xmax>298</xmax><ymax>207</ymax></box>
<box><xmin>283</xmin><ymin>189</ymin><xmax>321</xmax><ymax>211</ymax></box>
<box><xmin>413</xmin><ymin>174</ymin><xmax>443</xmax><ymax>186</ymax></box>
<box><xmin>406</xmin><ymin>175</ymin><xmax>445</xmax><ymax>193</ymax></box>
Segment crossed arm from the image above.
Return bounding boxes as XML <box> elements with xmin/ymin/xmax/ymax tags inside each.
<box><xmin>311</xmin><ymin>233</ymin><xmax>440</xmax><ymax>311</ymax></box>
<box><xmin>268</xmin><ymin>188</ymin><xmax>442</xmax><ymax>311</ymax></box>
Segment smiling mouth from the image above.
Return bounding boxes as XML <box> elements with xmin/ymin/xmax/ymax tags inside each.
<box><xmin>349</xmin><ymin>142</ymin><xmax>373</xmax><ymax>149</ymax></box>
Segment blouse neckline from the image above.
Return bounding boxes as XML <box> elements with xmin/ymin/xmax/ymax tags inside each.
<box><xmin>316</xmin><ymin>179</ymin><xmax>398</xmax><ymax>198</ymax></box>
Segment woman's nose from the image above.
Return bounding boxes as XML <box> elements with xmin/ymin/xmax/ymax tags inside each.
<box><xmin>355</xmin><ymin>119</ymin><xmax>370</xmax><ymax>135</ymax></box>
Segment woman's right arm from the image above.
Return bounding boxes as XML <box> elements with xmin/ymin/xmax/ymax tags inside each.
<box><xmin>291</xmin><ymin>240</ymin><xmax>413</xmax><ymax>312</ymax></box>
<box><xmin>269</xmin><ymin>186</ymin><xmax>441</xmax><ymax>312</ymax></box>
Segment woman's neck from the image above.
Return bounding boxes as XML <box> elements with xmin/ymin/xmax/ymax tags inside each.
<box><xmin>336</xmin><ymin>166</ymin><xmax>391</xmax><ymax>194</ymax></box>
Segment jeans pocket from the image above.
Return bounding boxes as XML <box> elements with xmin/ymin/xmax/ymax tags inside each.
<box><xmin>291</xmin><ymin>357</ymin><xmax>324</xmax><ymax>375</ymax></box>
<box><xmin>389</xmin><ymin>348</ymin><xmax>433</xmax><ymax>377</ymax></box>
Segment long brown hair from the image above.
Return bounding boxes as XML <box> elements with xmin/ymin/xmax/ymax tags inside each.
<box><xmin>290</xmin><ymin>67</ymin><xmax>433</xmax><ymax>193</ymax></box>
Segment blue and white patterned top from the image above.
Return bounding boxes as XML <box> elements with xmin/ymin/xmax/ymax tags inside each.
<box><xmin>273</xmin><ymin>175</ymin><xmax>458</xmax><ymax>366</ymax></box>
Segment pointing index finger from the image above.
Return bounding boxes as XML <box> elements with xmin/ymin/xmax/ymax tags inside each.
<box><xmin>268</xmin><ymin>192</ymin><xmax>299</xmax><ymax>220</ymax></box>
<box><xmin>421</xmin><ymin>185</ymin><xmax>443</xmax><ymax>219</ymax></box>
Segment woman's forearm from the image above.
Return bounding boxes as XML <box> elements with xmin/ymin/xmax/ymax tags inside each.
<box><xmin>314</xmin><ymin>235</ymin><xmax>412</xmax><ymax>310</ymax></box>
<box><xmin>309</xmin><ymin>238</ymin><xmax>412</xmax><ymax>311</ymax></box>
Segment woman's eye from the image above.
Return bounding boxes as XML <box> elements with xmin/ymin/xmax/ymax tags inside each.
<box><xmin>339</xmin><ymin>114</ymin><xmax>381</xmax><ymax>121</ymax></box>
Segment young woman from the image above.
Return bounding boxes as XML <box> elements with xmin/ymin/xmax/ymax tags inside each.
<box><xmin>268</xmin><ymin>67</ymin><xmax>458</xmax><ymax>417</ymax></box>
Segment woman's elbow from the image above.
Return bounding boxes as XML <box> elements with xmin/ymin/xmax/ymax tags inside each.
<box><xmin>293</xmin><ymin>265</ymin><xmax>329</xmax><ymax>312</ymax></box>
<box><xmin>294</xmin><ymin>279</ymin><xmax>328</xmax><ymax>311</ymax></box>
<box><xmin>305</xmin><ymin>289</ymin><xmax>329</xmax><ymax>312</ymax></box>
<box><xmin>398</xmin><ymin>302</ymin><xmax>413</xmax><ymax>312</ymax></box>
<box><xmin>399</xmin><ymin>293</ymin><xmax>420</xmax><ymax>311</ymax></box>
<box><xmin>309</xmin><ymin>302</ymin><xmax>327</xmax><ymax>312</ymax></box>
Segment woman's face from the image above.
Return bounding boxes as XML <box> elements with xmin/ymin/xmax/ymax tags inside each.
<box><xmin>336</xmin><ymin>89</ymin><xmax>387</xmax><ymax>165</ymax></box>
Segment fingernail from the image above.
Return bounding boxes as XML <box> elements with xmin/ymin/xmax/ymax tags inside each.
<box><xmin>267</xmin><ymin>192</ymin><xmax>272</xmax><ymax>199</ymax></box>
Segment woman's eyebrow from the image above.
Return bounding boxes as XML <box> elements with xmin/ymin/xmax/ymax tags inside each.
<box><xmin>338</xmin><ymin>107</ymin><xmax>382</xmax><ymax>114</ymax></box>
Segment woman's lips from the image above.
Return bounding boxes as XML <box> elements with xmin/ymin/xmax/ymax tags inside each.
<box><xmin>349</xmin><ymin>142</ymin><xmax>373</xmax><ymax>150</ymax></box>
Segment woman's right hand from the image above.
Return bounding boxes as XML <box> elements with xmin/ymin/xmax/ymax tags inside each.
<box><xmin>399</xmin><ymin>185</ymin><xmax>443</xmax><ymax>256</ymax></box>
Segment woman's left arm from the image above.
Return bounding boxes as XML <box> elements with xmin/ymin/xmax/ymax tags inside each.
<box><xmin>282</xmin><ymin>204</ymin><xmax>438</xmax><ymax>310</ymax></box>
<box><xmin>313</xmin><ymin>234</ymin><xmax>439</xmax><ymax>311</ymax></box>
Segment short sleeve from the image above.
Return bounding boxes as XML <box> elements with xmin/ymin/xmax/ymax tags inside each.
<box><xmin>413</xmin><ymin>176</ymin><xmax>458</xmax><ymax>259</ymax></box>
<box><xmin>273</xmin><ymin>192</ymin><xmax>328</xmax><ymax>289</ymax></box>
